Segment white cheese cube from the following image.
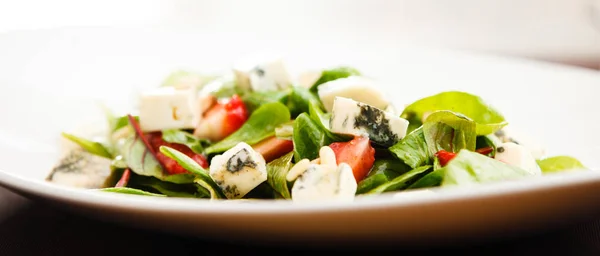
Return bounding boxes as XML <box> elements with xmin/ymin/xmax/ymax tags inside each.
<box><xmin>291</xmin><ymin>163</ymin><xmax>357</xmax><ymax>202</ymax></box>
<box><xmin>495</xmin><ymin>142</ymin><xmax>542</xmax><ymax>176</ymax></box>
<box><xmin>494</xmin><ymin>126</ymin><xmax>546</xmax><ymax>159</ymax></box>
<box><xmin>232</xmin><ymin>55</ymin><xmax>292</xmax><ymax>92</ymax></box>
<box><xmin>330</xmin><ymin>97</ymin><xmax>409</xmax><ymax>146</ymax></box>
<box><xmin>296</xmin><ymin>70</ymin><xmax>322</xmax><ymax>88</ymax></box>
<box><xmin>317</xmin><ymin>76</ymin><xmax>390</xmax><ymax>113</ymax></box>
<box><xmin>138</xmin><ymin>87</ymin><xmax>198</xmax><ymax>132</ymax></box>
<box><xmin>209</xmin><ymin>142</ymin><xmax>268</xmax><ymax>199</ymax></box>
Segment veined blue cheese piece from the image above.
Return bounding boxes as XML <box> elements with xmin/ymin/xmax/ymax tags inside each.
<box><xmin>232</xmin><ymin>55</ymin><xmax>292</xmax><ymax>92</ymax></box>
<box><xmin>47</xmin><ymin>134</ymin><xmax>113</xmax><ymax>189</ymax></box>
<box><xmin>291</xmin><ymin>163</ymin><xmax>357</xmax><ymax>202</ymax></box>
<box><xmin>329</xmin><ymin>97</ymin><xmax>409</xmax><ymax>147</ymax></box>
<box><xmin>495</xmin><ymin>142</ymin><xmax>542</xmax><ymax>176</ymax></box>
<box><xmin>317</xmin><ymin>76</ymin><xmax>390</xmax><ymax>112</ymax></box>
<box><xmin>138</xmin><ymin>87</ymin><xmax>198</xmax><ymax>132</ymax></box>
<box><xmin>209</xmin><ymin>142</ymin><xmax>268</xmax><ymax>199</ymax></box>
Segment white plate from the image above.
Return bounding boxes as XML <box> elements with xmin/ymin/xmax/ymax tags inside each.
<box><xmin>1</xmin><ymin>27</ymin><xmax>600</xmax><ymax>247</ymax></box>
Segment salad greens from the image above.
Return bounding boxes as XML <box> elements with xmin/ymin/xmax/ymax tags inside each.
<box><xmin>204</xmin><ymin>102</ymin><xmax>291</xmax><ymax>155</ymax></box>
<box><xmin>48</xmin><ymin>58</ymin><xmax>590</xmax><ymax>202</ymax></box>
<box><xmin>440</xmin><ymin>149</ymin><xmax>532</xmax><ymax>186</ymax></box>
<box><xmin>537</xmin><ymin>156</ymin><xmax>586</xmax><ymax>173</ymax></box>
<box><xmin>61</xmin><ymin>132</ymin><xmax>113</xmax><ymax>159</ymax></box>
<box><xmin>266</xmin><ymin>151</ymin><xmax>295</xmax><ymax>199</ymax></box>
<box><xmin>401</xmin><ymin>91</ymin><xmax>507</xmax><ymax>135</ymax></box>
<box><xmin>309</xmin><ymin>66</ymin><xmax>361</xmax><ymax>93</ymax></box>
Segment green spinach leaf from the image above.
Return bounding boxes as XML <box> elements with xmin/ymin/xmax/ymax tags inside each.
<box><xmin>441</xmin><ymin>149</ymin><xmax>533</xmax><ymax>186</ymax></box>
<box><xmin>274</xmin><ymin>121</ymin><xmax>294</xmax><ymax>140</ymax></box>
<box><xmin>388</xmin><ymin>127</ymin><xmax>431</xmax><ymax>169</ymax></box>
<box><xmin>401</xmin><ymin>91</ymin><xmax>507</xmax><ymax>135</ymax></box>
<box><xmin>121</xmin><ymin>115</ymin><xmax>195</xmax><ymax>184</ymax></box>
<box><xmin>98</xmin><ymin>187</ymin><xmax>166</xmax><ymax>197</ymax></box>
<box><xmin>266</xmin><ymin>152</ymin><xmax>295</xmax><ymax>199</ymax></box>
<box><xmin>537</xmin><ymin>156</ymin><xmax>587</xmax><ymax>174</ymax></box>
<box><xmin>129</xmin><ymin>174</ymin><xmax>210</xmax><ymax>198</ymax></box>
<box><xmin>356</xmin><ymin>159</ymin><xmax>411</xmax><ymax>194</ymax></box>
<box><xmin>159</xmin><ymin>146</ymin><xmax>226</xmax><ymax>199</ymax></box>
<box><xmin>241</xmin><ymin>89</ymin><xmax>290</xmax><ymax>113</ymax></box>
<box><xmin>422</xmin><ymin>110</ymin><xmax>477</xmax><ymax>154</ymax></box>
<box><xmin>309</xmin><ymin>66</ymin><xmax>361</xmax><ymax>92</ymax></box>
<box><xmin>162</xmin><ymin>129</ymin><xmax>209</xmax><ymax>154</ymax></box>
<box><xmin>366</xmin><ymin>165</ymin><xmax>432</xmax><ymax>194</ymax></box>
<box><xmin>62</xmin><ymin>132</ymin><xmax>113</xmax><ymax>159</ymax></box>
<box><xmin>287</xmin><ymin>86</ymin><xmax>324</xmax><ymax>117</ymax></box>
<box><xmin>407</xmin><ymin>168</ymin><xmax>445</xmax><ymax>189</ymax></box>
<box><xmin>204</xmin><ymin>102</ymin><xmax>291</xmax><ymax>155</ymax></box>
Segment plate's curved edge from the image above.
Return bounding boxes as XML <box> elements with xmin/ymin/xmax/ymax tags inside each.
<box><xmin>1</xmin><ymin>167</ymin><xmax>599</xmax><ymax>215</ymax></box>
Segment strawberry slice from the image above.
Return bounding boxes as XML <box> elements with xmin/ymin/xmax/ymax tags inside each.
<box><xmin>146</xmin><ymin>132</ymin><xmax>209</xmax><ymax>175</ymax></box>
<box><xmin>435</xmin><ymin>150</ymin><xmax>456</xmax><ymax>167</ymax></box>
<box><xmin>328</xmin><ymin>136</ymin><xmax>376</xmax><ymax>182</ymax></box>
<box><xmin>194</xmin><ymin>94</ymin><xmax>248</xmax><ymax>142</ymax></box>
<box><xmin>252</xmin><ymin>136</ymin><xmax>294</xmax><ymax>162</ymax></box>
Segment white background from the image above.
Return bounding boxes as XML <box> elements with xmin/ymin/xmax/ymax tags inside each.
<box><xmin>0</xmin><ymin>0</ymin><xmax>599</xmax><ymax>68</ymax></box>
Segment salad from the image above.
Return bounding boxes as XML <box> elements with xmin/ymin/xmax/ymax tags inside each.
<box><xmin>47</xmin><ymin>55</ymin><xmax>588</xmax><ymax>202</ymax></box>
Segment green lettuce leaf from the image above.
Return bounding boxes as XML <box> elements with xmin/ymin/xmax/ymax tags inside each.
<box><xmin>159</xmin><ymin>146</ymin><xmax>225</xmax><ymax>199</ymax></box>
<box><xmin>128</xmin><ymin>174</ymin><xmax>210</xmax><ymax>198</ymax></box>
<box><xmin>537</xmin><ymin>156</ymin><xmax>587</xmax><ymax>173</ymax></box>
<box><xmin>286</xmin><ymin>86</ymin><xmax>324</xmax><ymax>117</ymax></box>
<box><xmin>292</xmin><ymin>102</ymin><xmax>350</xmax><ymax>161</ymax></box>
<box><xmin>241</xmin><ymin>89</ymin><xmax>290</xmax><ymax>113</ymax></box>
<box><xmin>401</xmin><ymin>91</ymin><xmax>507</xmax><ymax>135</ymax></box>
<box><xmin>61</xmin><ymin>132</ymin><xmax>113</xmax><ymax>159</ymax></box>
<box><xmin>161</xmin><ymin>129</ymin><xmax>209</xmax><ymax>154</ymax></box>
<box><xmin>407</xmin><ymin>168</ymin><xmax>445</xmax><ymax>189</ymax></box>
<box><xmin>422</xmin><ymin>110</ymin><xmax>477</xmax><ymax>154</ymax></box>
<box><xmin>388</xmin><ymin>127</ymin><xmax>431</xmax><ymax>169</ymax></box>
<box><xmin>98</xmin><ymin>187</ymin><xmax>166</xmax><ymax>197</ymax></box>
<box><xmin>204</xmin><ymin>102</ymin><xmax>291</xmax><ymax>155</ymax></box>
<box><xmin>366</xmin><ymin>165</ymin><xmax>433</xmax><ymax>194</ymax></box>
<box><xmin>356</xmin><ymin>159</ymin><xmax>411</xmax><ymax>194</ymax></box>
<box><xmin>121</xmin><ymin>115</ymin><xmax>196</xmax><ymax>184</ymax></box>
<box><xmin>266</xmin><ymin>152</ymin><xmax>295</xmax><ymax>199</ymax></box>
<box><xmin>441</xmin><ymin>149</ymin><xmax>533</xmax><ymax>186</ymax></box>
<box><xmin>309</xmin><ymin>66</ymin><xmax>361</xmax><ymax>93</ymax></box>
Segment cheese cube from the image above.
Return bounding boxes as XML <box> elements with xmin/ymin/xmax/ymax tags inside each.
<box><xmin>330</xmin><ymin>97</ymin><xmax>409</xmax><ymax>147</ymax></box>
<box><xmin>495</xmin><ymin>142</ymin><xmax>542</xmax><ymax>176</ymax></box>
<box><xmin>317</xmin><ymin>76</ymin><xmax>390</xmax><ymax>112</ymax></box>
<box><xmin>494</xmin><ymin>126</ymin><xmax>546</xmax><ymax>159</ymax></box>
<box><xmin>233</xmin><ymin>55</ymin><xmax>292</xmax><ymax>92</ymax></box>
<box><xmin>291</xmin><ymin>163</ymin><xmax>357</xmax><ymax>202</ymax></box>
<box><xmin>138</xmin><ymin>87</ymin><xmax>198</xmax><ymax>132</ymax></box>
<box><xmin>296</xmin><ymin>70</ymin><xmax>322</xmax><ymax>88</ymax></box>
<box><xmin>209</xmin><ymin>142</ymin><xmax>268</xmax><ymax>199</ymax></box>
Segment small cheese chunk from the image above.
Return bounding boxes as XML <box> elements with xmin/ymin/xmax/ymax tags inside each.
<box><xmin>233</xmin><ymin>55</ymin><xmax>292</xmax><ymax>92</ymax></box>
<box><xmin>138</xmin><ymin>87</ymin><xmax>198</xmax><ymax>132</ymax></box>
<box><xmin>291</xmin><ymin>163</ymin><xmax>357</xmax><ymax>202</ymax></box>
<box><xmin>495</xmin><ymin>142</ymin><xmax>542</xmax><ymax>176</ymax></box>
<box><xmin>47</xmin><ymin>148</ymin><xmax>113</xmax><ymax>189</ymax></box>
<box><xmin>209</xmin><ymin>142</ymin><xmax>268</xmax><ymax>199</ymax></box>
<box><xmin>296</xmin><ymin>70</ymin><xmax>322</xmax><ymax>88</ymax></box>
<box><xmin>330</xmin><ymin>97</ymin><xmax>409</xmax><ymax>146</ymax></box>
<box><xmin>317</xmin><ymin>76</ymin><xmax>390</xmax><ymax>112</ymax></box>
<box><xmin>494</xmin><ymin>127</ymin><xmax>546</xmax><ymax>159</ymax></box>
